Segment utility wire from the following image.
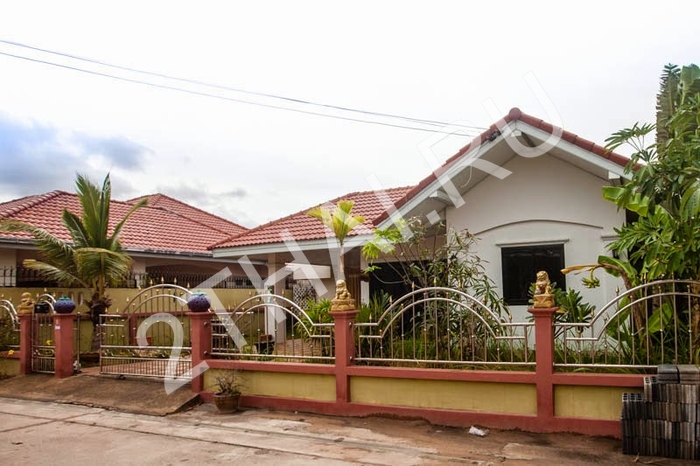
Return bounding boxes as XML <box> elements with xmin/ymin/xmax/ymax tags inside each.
<box><xmin>0</xmin><ymin>38</ymin><xmax>486</xmax><ymax>135</ymax></box>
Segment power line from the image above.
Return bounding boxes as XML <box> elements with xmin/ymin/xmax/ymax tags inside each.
<box><xmin>0</xmin><ymin>38</ymin><xmax>486</xmax><ymax>136</ymax></box>
<box><xmin>0</xmin><ymin>51</ymin><xmax>482</xmax><ymax>137</ymax></box>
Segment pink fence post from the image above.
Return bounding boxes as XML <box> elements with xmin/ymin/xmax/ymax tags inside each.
<box><xmin>53</xmin><ymin>313</ymin><xmax>77</xmax><ymax>378</ymax></box>
<box><xmin>528</xmin><ymin>306</ymin><xmax>558</xmax><ymax>428</ymax></box>
<box><xmin>18</xmin><ymin>314</ymin><xmax>32</xmax><ymax>375</ymax></box>
<box><xmin>330</xmin><ymin>309</ymin><xmax>359</xmax><ymax>404</ymax></box>
<box><xmin>188</xmin><ymin>312</ymin><xmax>212</xmax><ymax>393</ymax></box>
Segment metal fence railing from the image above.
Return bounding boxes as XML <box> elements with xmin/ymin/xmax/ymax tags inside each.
<box><xmin>0</xmin><ymin>266</ymin><xmax>282</xmax><ymax>290</ymax></box>
<box><xmin>554</xmin><ymin>280</ymin><xmax>700</xmax><ymax>371</ymax></box>
<box><xmin>355</xmin><ymin>287</ymin><xmax>535</xmax><ymax>369</ymax></box>
<box><xmin>210</xmin><ymin>294</ymin><xmax>335</xmax><ymax>363</ymax></box>
<box><xmin>0</xmin><ymin>299</ymin><xmax>19</xmax><ymax>351</ymax></box>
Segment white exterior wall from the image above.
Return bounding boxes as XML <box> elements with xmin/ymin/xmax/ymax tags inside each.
<box><xmin>446</xmin><ymin>152</ymin><xmax>625</xmax><ymax>321</ymax></box>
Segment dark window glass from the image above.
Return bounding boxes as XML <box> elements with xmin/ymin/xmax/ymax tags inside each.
<box><xmin>501</xmin><ymin>244</ymin><xmax>566</xmax><ymax>305</ymax></box>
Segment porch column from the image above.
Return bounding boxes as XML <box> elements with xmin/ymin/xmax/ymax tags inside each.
<box><xmin>53</xmin><ymin>313</ymin><xmax>77</xmax><ymax>378</ymax></box>
<box><xmin>18</xmin><ymin>314</ymin><xmax>32</xmax><ymax>375</ymax></box>
<box><xmin>266</xmin><ymin>254</ymin><xmax>287</xmax><ymax>342</ymax></box>
<box><xmin>359</xmin><ymin>255</ymin><xmax>369</xmax><ymax>305</ymax></box>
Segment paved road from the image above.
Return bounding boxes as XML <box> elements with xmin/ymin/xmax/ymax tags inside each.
<box><xmin>0</xmin><ymin>397</ymin><xmax>480</xmax><ymax>465</ymax></box>
<box><xmin>0</xmin><ymin>397</ymin><xmax>685</xmax><ymax>465</ymax></box>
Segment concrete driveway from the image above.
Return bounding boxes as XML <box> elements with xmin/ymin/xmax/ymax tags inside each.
<box><xmin>0</xmin><ymin>397</ymin><xmax>686</xmax><ymax>465</ymax></box>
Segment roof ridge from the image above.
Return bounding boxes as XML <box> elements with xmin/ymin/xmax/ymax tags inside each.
<box><xmin>209</xmin><ymin>185</ymin><xmax>416</xmax><ymax>249</ymax></box>
<box><xmin>0</xmin><ymin>190</ymin><xmax>68</xmax><ymax>219</ymax></box>
<box><xmin>128</xmin><ymin>193</ymin><xmax>248</xmax><ymax>233</ymax></box>
<box><xmin>127</xmin><ymin>193</ymin><xmax>162</xmax><ymax>204</ymax></box>
<box><xmin>372</xmin><ymin>108</ymin><xmax>631</xmax><ymax>226</ymax></box>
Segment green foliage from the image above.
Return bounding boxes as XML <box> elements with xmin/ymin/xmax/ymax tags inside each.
<box><xmin>555</xmin><ymin>288</ymin><xmax>595</xmax><ymax>327</ymax></box>
<box><xmin>307</xmin><ymin>200</ymin><xmax>366</xmax><ymax>248</ymax></box>
<box><xmin>213</xmin><ymin>370</ymin><xmax>243</xmax><ymax>395</ymax></box>
<box><xmin>303</xmin><ymin>299</ymin><xmax>332</xmax><ymax>324</ymax></box>
<box><xmin>295</xmin><ymin>299</ymin><xmax>332</xmax><ymax>339</ymax></box>
<box><xmin>362</xmin><ymin>218</ymin><xmax>507</xmax><ymax>318</ymax></box>
<box><xmin>565</xmin><ymin>63</ymin><xmax>700</xmax><ymax>289</ymax></box>
<box><xmin>0</xmin><ymin>317</ymin><xmax>19</xmax><ymax>351</ymax></box>
<box><xmin>307</xmin><ymin>200</ymin><xmax>365</xmax><ymax>280</ymax></box>
<box><xmin>358</xmin><ymin>291</ymin><xmax>391</xmax><ymax>323</ymax></box>
<box><xmin>603</xmin><ymin>63</ymin><xmax>700</xmax><ymax>282</ymax></box>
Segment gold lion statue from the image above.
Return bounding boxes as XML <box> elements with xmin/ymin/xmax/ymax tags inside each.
<box><xmin>334</xmin><ymin>280</ymin><xmax>351</xmax><ymax>300</ymax></box>
<box><xmin>17</xmin><ymin>292</ymin><xmax>35</xmax><ymax>315</ymax></box>
<box><xmin>533</xmin><ymin>271</ymin><xmax>555</xmax><ymax>308</ymax></box>
<box><xmin>331</xmin><ymin>279</ymin><xmax>355</xmax><ymax>311</ymax></box>
<box><xmin>535</xmin><ymin>271</ymin><xmax>553</xmax><ymax>295</ymax></box>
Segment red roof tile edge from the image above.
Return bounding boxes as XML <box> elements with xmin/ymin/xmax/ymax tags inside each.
<box><xmin>373</xmin><ymin>108</ymin><xmax>630</xmax><ymax>226</ymax></box>
<box><xmin>210</xmin><ymin>186</ymin><xmax>414</xmax><ymax>250</ymax></box>
<box><xmin>0</xmin><ymin>191</ymin><xmax>67</xmax><ymax>219</ymax></box>
<box><xmin>0</xmin><ymin>191</ymin><xmax>233</xmax><ymax>255</ymax></box>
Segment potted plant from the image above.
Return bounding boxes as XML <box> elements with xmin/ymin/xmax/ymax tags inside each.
<box><xmin>212</xmin><ymin>371</ymin><xmax>242</xmax><ymax>413</ymax></box>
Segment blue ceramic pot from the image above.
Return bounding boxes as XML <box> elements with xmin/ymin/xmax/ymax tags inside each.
<box><xmin>54</xmin><ymin>296</ymin><xmax>76</xmax><ymax>314</ymax></box>
<box><xmin>187</xmin><ymin>292</ymin><xmax>211</xmax><ymax>312</ymax></box>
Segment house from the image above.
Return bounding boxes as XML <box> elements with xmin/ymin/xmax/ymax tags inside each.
<box><xmin>0</xmin><ymin>192</ymin><xmax>266</xmax><ymax>288</ymax></box>
<box><xmin>212</xmin><ymin>108</ymin><xmax>629</xmax><ymax>317</ymax></box>
<box><xmin>211</xmin><ymin>186</ymin><xmax>414</xmax><ymax>302</ymax></box>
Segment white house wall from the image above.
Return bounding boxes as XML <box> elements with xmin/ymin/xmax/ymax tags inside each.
<box><xmin>446</xmin><ymin>151</ymin><xmax>625</xmax><ymax>320</ymax></box>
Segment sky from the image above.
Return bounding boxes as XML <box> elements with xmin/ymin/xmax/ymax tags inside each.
<box><xmin>0</xmin><ymin>1</ymin><xmax>698</xmax><ymax>228</ymax></box>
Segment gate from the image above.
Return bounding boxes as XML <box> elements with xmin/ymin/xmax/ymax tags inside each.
<box><xmin>32</xmin><ymin>313</ymin><xmax>55</xmax><ymax>373</ymax></box>
<box><xmin>99</xmin><ymin>284</ymin><xmax>193</xmax><ymax>379</ymax></box>
<box><xmin>31</xmin><ymin>294</ymin><xmax>57</xmax><ymax>373</ymax></box>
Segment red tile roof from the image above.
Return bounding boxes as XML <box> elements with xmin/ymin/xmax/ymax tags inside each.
<box><xmin>0</xmin><ymin>191</ymin><xmax>235</xmax><ymax>255</ymax></box>
<box><xmin>127</xmin><ymin>193</ymin><xmax>247</xmax><ymax>237</ymax></box>
<box><xmin>213</xmin><ymin>186</ymin><xmax>414</xmax><ymax>249</ymax></box>
<box><xmin>373</xmin><ymin>108</ymin><xmax>631</xmax><ymax>225</ymax></box>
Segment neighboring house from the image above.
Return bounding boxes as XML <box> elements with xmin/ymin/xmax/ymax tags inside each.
<box><xmin>211</xmin><ymin>187</ymin><xmax>414</xmax><ymax>302</ymax></box>
<box><xmin>212</xmin><ymin>108</ymin><xmax>630</xmax><ymax>316</ymax></box>
<box><xmin>0</xmin><ymin>191</ymin><xmax>265</xmax><ymax>288</ymax></box>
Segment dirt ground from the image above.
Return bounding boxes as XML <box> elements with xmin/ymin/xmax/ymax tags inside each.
<box><xmin>0</xmin><ymin>373</ymin><xmax>693</xmax><ymax>465</ymax></box>
<box><xmin>178</xmin><ymin>404</ymin><xmax>689</xmax><ymax>465</ymax></box>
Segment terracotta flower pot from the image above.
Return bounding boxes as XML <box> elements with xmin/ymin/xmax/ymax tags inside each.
<box><xmin>213</xmin><ymin>392</ymin><xmax>240</xmax><ymax>413</ymax></box>
<box><xmin>187</xmin><ymin>292</ymin><xmax>211</xmax><ymax>312</ymax></box>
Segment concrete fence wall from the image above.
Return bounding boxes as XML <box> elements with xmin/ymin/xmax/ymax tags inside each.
<box><xmin>192</xmin><ymin>309</ymin><xmax>644</xmax><ymax>438</ymax></box>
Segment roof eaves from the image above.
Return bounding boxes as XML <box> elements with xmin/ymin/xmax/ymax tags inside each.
<box><xmin>209</xmin><ymin>186</ymin><xmax>414</xmax><ymax>250</ymax></box>
<box><xmin>373</xmin><ymin>108</ymin><xmax>630</xmax><ymax>225</ymax></box>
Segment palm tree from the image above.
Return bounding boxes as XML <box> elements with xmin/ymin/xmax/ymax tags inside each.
<box><xmin>0</xmin><ymin>174</ymin><xmax>147</xmax><ymax>325</ymax></box>
<box><xmin>307</xmin><ymin>200</ymin><xmax>365</xmax><ymax>281</ymax></box>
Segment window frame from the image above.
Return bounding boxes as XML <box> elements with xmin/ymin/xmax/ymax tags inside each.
<box><xmin>500</xmin><ymin>243</ymin><xmax>566</xmax><ymax>306</ymax></box>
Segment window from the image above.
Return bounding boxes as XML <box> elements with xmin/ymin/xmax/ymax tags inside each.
<box><xmin>501</xmin><ymin>244</ymin><xmax>566</xmax><ymax>306</ymax></box>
